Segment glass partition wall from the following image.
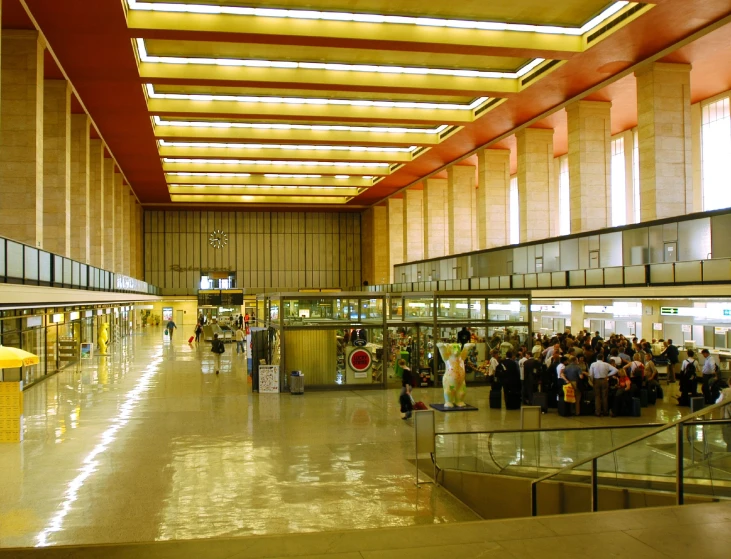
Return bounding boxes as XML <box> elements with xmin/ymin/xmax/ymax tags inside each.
<box><xmin>258</xmin><ymin>292</ymin><xmax>531</xmax><ymax>391</ymax></box>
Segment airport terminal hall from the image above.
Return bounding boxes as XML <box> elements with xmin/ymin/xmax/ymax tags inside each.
<box><xmin>3</xmin><ymin>0</ymin><xmax>731</xmax><ymax>557</ymax></box>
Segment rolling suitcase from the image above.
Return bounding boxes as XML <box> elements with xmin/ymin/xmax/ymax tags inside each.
<box><xmin>632</xmin><ymin>397</ymin><xmax>642</xmax><ymax>417</ymax></box>
<box><xmin>504</xmin><ymin>392</ymin><xmax>521</xmax><ymax>410</ymax></box>
<box><xmin>640</xmin><ymin>389</ymin><xmax>648</xmax><ymax>408</ymax></box>
<box><xmin>531</xmin><ymin>392</ymin><xmax>548</xmax><ymax>413</ymax></box>
<box><xmin>188</xmin><ymin>336</ymin><xmax>195</xmax><ymax>344</ymax></box>
<box><xmin>490</xmin><ymin>389</ymin><xmax>502</xmax><ymax>409</ymax></box>
<box><xmin>547</xmin><ymin>390</ymin><xmax>558</xmax><ymax>409</ymax></box>
<box><xmin>557</xmin><ymin>398</ymin><xmax>572</xmax><ymax>417</ymax></box>
<box><xmin>647</xmin><ymin>386</ymin><xmax>657</xmax><ymax>405</ymax></box>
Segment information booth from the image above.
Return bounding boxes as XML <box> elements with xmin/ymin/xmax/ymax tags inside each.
<box><xmin>257</xmin><ymin>291</ymin><xmax>532</xmax><ymax>392</ymax></box>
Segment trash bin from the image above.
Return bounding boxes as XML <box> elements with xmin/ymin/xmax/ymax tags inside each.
<box><xmin>290</xmin><ymin>371</ymin><xmax>304</xmax><ymax>395</ymax></box>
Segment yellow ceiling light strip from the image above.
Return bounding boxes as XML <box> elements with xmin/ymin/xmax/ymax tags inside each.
<box><xmin>157</xmin><ymin>139</ymin><xmax>417</xmax><ymax>153</ymax></box>
<box><xmin>145</xmin><ymin>84</ymin><xmax>488</xmax><ymax>112</ymax></box>
<box><xmin>169</xmin><ymin>194</ymin><xmax>354</xmax><ymax>204</ymax></box>
<box><xmin>161</xmin><ymin>158</ymin><xmax>390</xmax><ymax>168</ymax></box>
<box><xmin>127</xmin><ymin>1</ymin><xmax>628</xmax><ymax>37</ymax></box>
<box><xmin>168</xmin><ymin>184</ymin><xmax>364</xmax><ymax>196</ymax></box>
<box><xmin>136</xmin><ymin>39</ymin><xmax>544</xmax><ymax>80</ymax></box>
<box><xmin>152</xmin><ymin>115</ymin><xmax>447</xmax><ymax>135</ymax></box>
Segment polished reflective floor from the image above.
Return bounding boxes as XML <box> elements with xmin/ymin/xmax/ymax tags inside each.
<box><xmin>0</xmin><ymin>328</ymin><xmax>697</xmax><ymax>548</ymax></box>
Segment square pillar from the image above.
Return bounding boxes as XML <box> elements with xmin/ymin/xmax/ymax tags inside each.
<box><xmin>386</xmin><ymin>198</ymin><xmax>403</xmax><ymax>283</ymax></box>
<box><xmin>122</xmin><ymin>184</ymin><xmax>131</xmax><ymax>276</ymax></box>
<box><xmin>362</xmin><ymin>206</ymin><xmax>389</xmax><ymax>286</ymax></box>
<box><xmin>88</xmin><ymin>140</ymin><xmax>104</xmax><ymax>268</ymax></box>
<box><xmin>403</xmin><ymin>189</ymin><xmax>424</xmax><ymax>263</ymax></box>
<box><xmin>635</xmin><ymin>62</ymin><xmax>693</xmax><ymax>220</ymax></box>
<box><xmin>423</xmin><ymin>178</ymin><xmax>447</xmax><ymax>259</ymax></box>
<box><xmin>114</xmin><ymin>172</ymin><xmax>124</xmax><ymax>274</ymax></box>
<box><xmin>517</xmin><ymin>128</ymin><xmax>554</xmax><ymax>242</ymax></box>
<box><xmin>129</xmin><ymin>190</ymin><xmax>137</xmax><ymax>279</ymax></box>
<box><xmin>0</xmin><ymin>31</ymin><xmax>44</xmax><ymax>247</ymax></box>
<box><xmin>447</xmin><ymin>165</ymin><xmax>474</xmax><ymax>255</ymax></box>
<box><xmin>43</xmin><ymin>79</ymin><xmax>72</xmax><ymax>256</ymax></box>
<box><xmin>70</xmin><ymin>114</ymin><xmax>90</xmax><ymax>263</ymax></box>
<box><xmin>477</xmin><ymin>149</ymin><xmax>510</xmax><ymax>249</ymax></box>
<box><xmin>103</xmin><ymin>158</ymin><xmax>115</xmax><ymax>271</ymax></box>
<box><xmin>567</xmin><ymin>100</ymin><xmax>612</xmax><ymax>233</ymax></box>
<box><xmin>137</xmin><ymin>204</ymin><xmax>144</xmax><ymax>280</ymax></box>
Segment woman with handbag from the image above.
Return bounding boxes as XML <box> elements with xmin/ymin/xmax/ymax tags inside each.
<box><xmin>211</xmin><ymin>333</ymin><xmax>225</xmax><ymax>374</ymax></box>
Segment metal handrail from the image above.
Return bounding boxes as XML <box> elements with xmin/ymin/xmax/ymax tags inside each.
<box><xmin>436</xmin><ymin>423</ymin><xmax>665</xmax><ymax>437</ymax></box>
<box><xmin>530</xmin><ymin>400</ymin><xmax>730</xmax><ymax>516</ymax></box>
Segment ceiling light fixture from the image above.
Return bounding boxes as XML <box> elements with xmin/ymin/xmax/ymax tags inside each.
<box><xmin>145</xmin><ymin>84</ymin><xmax>489</xmax><ymax>111</ymax></box>
<box><xmin>153</xmin><ymin>115</ymin><xmax>446</xmax><ymax>135</ymax></box>
<box><xmin>162</xmin><ymin>158</ymin><xmax>391</xmax><ymax>168</ymax></box>
<box><xmin>158</xmin><ymin>139</ymin><xmax>417</xmax><ymax>153</ymax></box>
<box><xmin>127</xmin><ymin>1</ymin><xmax>629</xmax><ymax>36</ymax></box>
<box><xmin>136</xmin><ymin>38</ymin><xmax>544</xmax><ymax>80</ymax></box>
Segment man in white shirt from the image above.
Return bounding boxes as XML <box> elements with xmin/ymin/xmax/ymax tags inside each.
<box><xmin>589</xmin><ymin>360</ymin><xmax>619</xmax><ymax>417</ymax></box>
<box><xmin>700</xmin><ymin>349</ymin><xmax>718</xmax><ymax>404</ymax></box>
<box><xmin>518</xmin><ymin>349</ymin><xmax>528</xmax><ymax>382</ymax></box>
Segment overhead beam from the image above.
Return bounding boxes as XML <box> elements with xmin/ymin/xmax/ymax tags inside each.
<box><xmin>165</xmin><ymin>174</ymin><xmax>373</xmax><ymax>187</ymax></box>
<box><xmin>162</xmin><ymin>160</ymin><xmax>393</xmax><ymax>176</ymax></box>
<box><xmin>138</xmin><ymin>63</ymin><xmax>521</xmax><ymax>96</ymax></box>
<box><xmin>153</xmin><ymin>123</ymin><xmax>441</xmax><ymax>147</ymax></box>
<box><xmin>157</xmin><ymin>144</ymin><xmax>415</xmax><ymax>163</ymax></box>
<box><xmin>146</xmin><ymin>97</ymin><xmax>476</xmax><ymax>125</ymax></box>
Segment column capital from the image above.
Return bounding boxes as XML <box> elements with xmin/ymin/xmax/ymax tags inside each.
<box><xmin>634</xmin><ymin>62</ymin><xmax>692</xmax><ymax>78</ymax></box>
<box><xmin>566</xmin><ymin>99</ymin><xmax>612</xmax><ymax>115</ymax></box>
<box><xmin>516</xmin><ymin>127</ymin><xmax>554</xmax><ymax>141</ymax></box>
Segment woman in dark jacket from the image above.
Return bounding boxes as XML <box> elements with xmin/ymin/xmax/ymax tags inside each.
<box><xmin>398</xmin><ymin>359</ymin><xmax>413</xmax><ymax>419</ymax></box>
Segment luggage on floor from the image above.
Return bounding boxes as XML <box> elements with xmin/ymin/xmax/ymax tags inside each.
<box><xmin>490</xmin><ymin>388</ymin><xmax>502</xmax><ymax>409</ymax></box>
<box><xmin>188</xmin><ymin>336</ymin><xmax>195</xmax><ymax>344</ymax></box>
<box><xmin>413</xmin><ymin>401</ymin><xmax>428</xmax><ymax>411</ymax></box>
<box><xmin>640</xmin><ymin>388</ymin><xmax>648</xmax><ymax>408</ymax></box>
<box><xmin>632</xmin><ymin>397</ymin><xmax>642</xmax><ymax>417</ymax></box>
<box><xmin>547</xmin><ymin>390</ymin><xmax>559</xmax><ymax>409</ymax></box>
<box><xmin>647</xmin><ymin>385</ymin><xmax>657</xmax><ymax>405</ymax></box>
<box><xmin>504</xmin><ymin>392</ymin><xmax>521</xmax><ymax>410</ymax></box>
<box><xmin>557</xmin><ymin>398</ymin><xmax>572</xmax><ymax>417</ymax></box>
<box><xmin>531</xmin><ymin>392</ymin><xmax>548</xmax><ymax>413</ymax></box>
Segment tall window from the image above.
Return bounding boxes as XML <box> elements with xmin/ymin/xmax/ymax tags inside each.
<box><xmin>701</xmin><ymin>97</ymin><xmax>731</xmax><ymax>211</ymax></box>
<box><xmin>632</xmin><ymin>129</ymin><xmax>640</xmax><ymax>223</ymax></box>
<box><xmin>611</xmin><ymin>137</ymin><xmax>627</xmax><ymax>227</ymax></box>
<box><xmin>509</xmin><ymin>176</ymin><xmax>519</xmax><ymax>244</ymax></box>
<box><xmin>558</xmin><ymin>155</ymin><xmax>570</xmax><ymax>235</ymax></box>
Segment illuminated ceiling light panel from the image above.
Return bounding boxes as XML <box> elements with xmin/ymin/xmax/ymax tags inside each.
<box><xmin>162</xmin><ymin>158</ymin><xmax>390</xmax><ymax>168</ymax></box>
<box><xmin>136</xmin><ymin>39</ymin><xmax>544</xmax><ymax>80</ymax></box>
<box><xmin>153</xmin><ymin>116</ymin><xmax>447</xmax><ymax>135</ymax></box>
<box><xmin>128</xmin><ymin>1</ymin><xmax>629</xmax><ymax>36</ymax></box>
<box><xmin>168</xmin><ymin>184</ymin><xmax>350</xmax><ymax>191</ymax></box>
<box><xmin>145</xmin><ymin>84</ymin><xmax>489</xmax><ymax>111</ymax></box>
<box><xmin>158</xmin><ymin>139</ymin><xmax>417</xmax><ymax>153</ymax></box>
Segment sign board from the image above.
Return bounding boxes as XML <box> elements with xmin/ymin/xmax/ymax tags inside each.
<box><xmin>605</xmin><ymin>320</ymin><xmax>615</xmax><ymax>330</ymax></box>
<box><xmin>584</xmin><ymin>319</ymin><xmax>591</xmax><ymax>328</ymax></box>
<box><xmin>221</xmin><ymin>291</ymin><xmax>244</xmax><ymax>306</ymax></box>
<box><xmin>259</xmin><ymin>365</ymin><xmax>280</xmax><ymax>393</ymax></box>
<box><xmin>661</xmin><ymin>307</ymin><xmax>679</xmax><ymax>316</ymax></box>
<box><xmin>653</xmin><ymin>323</ymin><xmax>663</xmax><ymax>331</ymax></box>
<box><xmin>348</xmin><ymin>348</ymin><xmax>372</xmax><ymax>378</ymax></box>
<box><xmin>80</xmin><ymin>343</ymin><xmax>94</xmax><ymax>360</ymax></box>
<box><xmin>627</xmin><ymin>322</ymin><xmax>636</xmax><ymax>329</ymax></box>
<box><xmin>198</xmin><ymin>292</ymin><xmax>222</xmax><ymax>306</ymax></box>
<box><xmin>682</xmin><ymin>324</ymin><xmax>692</xmax><ymax>333</ymax></box>
<box><xmin>715</xmin><ymin>327</ymin><xmax>730</xmax><ymax>334</ymax></box>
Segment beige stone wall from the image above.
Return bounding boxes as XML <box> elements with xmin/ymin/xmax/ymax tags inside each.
<box><xmin>102</xmin><ymin>158</ymin><xmax>115</xmax><ymax>270</ymax></box>
<box><xmin>129</xmin><ymin>192</ymin><xmax>137</xmax><ymax>279</ymax></box>
<box><xmin>567</xmin><ymin>100</ymin><xmax>612</xmax><ymax>233</ymax></box>
<box><xmin>43</xmin><ymin>79</ymin><xmax>72</xmax><ymax>256</ymax></box>
<box><xmin>403</xmin><ymin>189</ymin><xmax>424</xmax><ymax>262</ymax></box>
<box><xmin>423</xmin><ymin>178</ymin><xmax>447</xmax><ymax>259</ymax></box>
<box><xmin>386</xmin><ymin>198</ymin><xmax>403</xmax><ymax>283</ymax></box>
<box><xmin>0</xmin><ymin>31</ymin><xmax>44</xmax><ymax>248</ymax></box>
<box><xmin>517</xmin><ymin>128</ymin><xmax>554</xmax><ymax>242</ymax></box>
<box><xmin>477</xmin><ymin>149</ymin><xmax>510</xmax><ymax>249</ymax></box>
<box><xmin>447</xmin><ymin>165</ymin><xmax>474</xmax><ymax>255</ymax></box>
<box><xmin>70</xmin><ymin>114</ymin><xmax>90</xmax><ymax>263</ymax></box>
<box><xmin>114</xmin><ymin>172</ymin><xmax>124</xmax><ymax>273</ymax></box>
<box><xmin>635</xmin><ymin>62</ymin><xmax>693</xmax><ymax>220</ymax></box>
<box><xmin>122</xmin><ymin>184</ymin><xmax>131</xmax><ymax>275</ymax></box>
<box><xmin>371</xmin><ymin>205</ymin><xmax>389</xmax><ymax>285</ymax></box>
<box><xmin>361</xmin><ymin>207</ymin><xmax>374</xmax><ymax>285</ymax></box>
<box><xmin>88</xmin><ymin>140</ymin><xmax>104</xmax><ymax>268</ymax></box>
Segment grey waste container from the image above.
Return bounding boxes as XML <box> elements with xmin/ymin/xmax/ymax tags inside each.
<box><xmin>290</xmin><ymin>371</ymin><xmax>304</xmax><ymax>395</ymax></box>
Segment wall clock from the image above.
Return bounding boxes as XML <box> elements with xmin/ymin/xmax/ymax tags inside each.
<box><xmin>209</xmin><ymin>229</ymin><xmax>228</xmax><ymax>249</ymax></box>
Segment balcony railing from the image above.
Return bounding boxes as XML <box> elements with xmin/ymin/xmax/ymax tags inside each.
<box><xmin>0</xmin><ymin>236</ymin><xmax>160</xmax><ymax>296</ymax></box>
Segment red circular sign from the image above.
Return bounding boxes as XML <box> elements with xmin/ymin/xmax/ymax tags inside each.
<box><xmin>349</xmin><ymin>348</ymin><xmax>372</xmax><ymax>372</ymax></box>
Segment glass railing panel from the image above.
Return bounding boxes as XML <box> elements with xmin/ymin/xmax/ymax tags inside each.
<box><xmin>63</xmin><ymin>258</ymin><xmax>72</xmax><ymax>285</ymax></box>
<box><xmin>53</xmin><ymin>255</ymin><xmax>63</xmax><ymax>284</ymax></box>
<box><xmin>682</xmin><ymin>421</ymin><xmax>731</xmax><ymax>500</ymax></box>
<box><xmin>24</xmin><ymin>246</ymin><xmax>38</xmax><ymax>282</ymax></box>
<box><xmin>6</xmin><ymin>241</ymin><xmax>23</xmax><ymax>279</ymax></box>
<box><xmin>72</xmin><ymin>261</ymin><xmax>80</xmax><ymax>287</ymax></box>
<box><xmin>0</xmin><ymin>239</ymin><xmax>5</xmax><ymax>276</ymax></box>
<box><xmin>39</xmin><ymin>251</ymin><xmax>51</xmax><ymax>283</ymax></box>
<box><xmin>80</xmin><ymin>264</ymin><xmax>88</xmax><ymax>287</ymax></box>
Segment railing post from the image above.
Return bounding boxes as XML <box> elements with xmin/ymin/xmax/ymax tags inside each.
<box><xmin>676</xmin><ymin>423</ymin><xmax>684</xmax><ymax>505</ymax></box>
<box><xmin>531</xmin><ymin>482</ymin><xmax>538</xmax><ymax>517</ymax></box>
<box><xmin>591</xmin><ymin>458</ymin><xmax>598</xmax><ymax>512</ymax></box>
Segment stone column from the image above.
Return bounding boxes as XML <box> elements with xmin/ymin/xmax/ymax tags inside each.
<box><xmin>88</xmin><ymin>139</ymin><xmax>104</xmax><ymax>268</ymax></box>
<box><xmin>129</xmin><ymin>190</ymin><xmax>137</xmax><ymax>279</ymax></box>
<box><xmin>423</xmin><ymin>178</ymin><xmax>447</xmax><ymax>259</ymax></box>
<box><xmin>516</xmin><ymin>128</ymin><xmax>554</xmax><ymax>242</ymax></box>
<box><xmin>70</xmin><ymin>114</ymin><xmax>90</xmax><ymax>263</ymax></box>
<box><xmin>363</xmin><ymin>205</ymin><xmax>389</xmax><ymax>285</ymax></box>
<box><xmin>122</xmin><ymin>184</ymin><xmax>131</xmax><ymax>276</ymax></box>
<box><xmin>447</xmin><ymin>165</ymin><xmax>474</xmax><ymax>255</ymax></box>
<box><xmin>571</xmin><ymin>301</ymin><xmax>585</xmax><ymax>336</ymax></box>
<box><xmin>103</xmin><ymin>158</ymin><xmax>115</xmax><ymax>271</ymax></box>
<box><xmin>114</xmin><ymin>171</ymin><xmax>124</xmax><ymax>274</ymax></box>
<box><xmin>567</xmin><ymin>100</ymin><xmax>612</xmax><ymax>233</ymax></box>
<box><xmin>403</xmin><ymin>189</ymin><xmax>424</xmax><ymax>263</ymax></box>
<box><xmin>43</xmin><ymin>80</ymin><xmax>71</xmax><ymax>256</ymax></box>
<box><xmin>386</xmin><ymin>197</ymin><xmax>403</xmax><ymax>283</ymax></box>
<box><xmin>476</xmin><ymin>149</ymin><xmax>510</xmax><ymax>249</ymax></box>
<box><xmin>137</xmin><ymin>204</ymin><xmax>144</xmax><ymax>280</ymax></box>
<box><xmin>0</xmin><ymin>31</ymin><xmax>44</xmax><ymax>247</ymax></box>
<box><xmin>635</xmin><ymin>62</ymin><xmax>692</xmax><ymax>220</ymax></box>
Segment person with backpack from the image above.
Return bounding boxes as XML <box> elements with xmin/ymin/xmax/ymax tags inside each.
<box><xmin>700</xmin><ymin>349</ymin><xmax>719</xmax><ymax>404</ymax></box>
<box><xmin>675</xmin><ymin>350</ymin><xmax>698</xmax><ymax>406</ymax></box>
<box><xmin>623</xmin><ymin>353</ymin><xmax>645</xmax><ymax>392</ymax></box>
<box><xmin>210</xmin><ymin>333</ymin><xmax>225</xmax><ymax>374</ymax></box>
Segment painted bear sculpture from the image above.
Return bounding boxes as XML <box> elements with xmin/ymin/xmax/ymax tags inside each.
<box><xmin>437</xmin><ymin>342</ymin><xmax>475</xmax><ymax>408</ymax></box>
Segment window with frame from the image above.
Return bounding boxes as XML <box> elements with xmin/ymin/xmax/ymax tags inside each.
<box><xmin>701</xmin><ymin>97</ymin><xmax>731</xmax><ymax>211</ymax></box>
<box><xmin>558</xmin><ymin>155</ymin><xmax>570</xmax><ymax>235</ymax></box>
<box><xmin>611</xmin><ymin>137</ymin><xmax>627</xmax><ymax>227</ymax></box>
<box><xmin>509</xmin><ymin>176</ymin><xmax>519</xmax><ymax>244</ymax></box>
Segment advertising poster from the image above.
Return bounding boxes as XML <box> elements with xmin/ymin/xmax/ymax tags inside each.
<box><xmin>80</xmin><ymin>343</ymin><xmax>94</xmax><ymax>360</ymax></box>
<box><xmin>259</xmin><ymin>365</ymin><xmax>280</xmax><ymax>393</ymax></box>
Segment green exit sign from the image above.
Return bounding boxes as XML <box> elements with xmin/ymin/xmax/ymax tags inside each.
<box><xmin>661</xmin><ymin>307</ymin><xmax>679</xmax><ymax>315</ymax></box>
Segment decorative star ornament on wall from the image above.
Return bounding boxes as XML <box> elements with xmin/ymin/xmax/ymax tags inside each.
<box><xmin>208</xmin><ymin>229</ymin><xmax>228</xmax><ymax>249</ymax></box>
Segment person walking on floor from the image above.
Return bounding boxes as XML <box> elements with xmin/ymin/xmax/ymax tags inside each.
<box><xmin>211</xmin><ymin>333</ymin><xmax>225</xmax><ymax>374</ymax></box>
<box><xmin>194</xmin><ymin>322</ymin><xmax>203</xmax><ymax>343</ymax></box>
<box><xmin>398</xmin><ymin>359</ymin><xmax>413</xmax><ymax>419</ymax></box>
<box><xmin>166</xmin><ymin>319</ymin><xmax>177</xmax><ymax>340</ymax></box>
<box><xmin>235</xmin><ymin>324</ymin><xmax>246</xmax><ymax>355</ymax></box>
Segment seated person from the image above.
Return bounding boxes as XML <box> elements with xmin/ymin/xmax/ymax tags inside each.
<box><xmin>611</xmin><ymin>368</ymin><xmax>635</xmax><ymax>417</ymax></box>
